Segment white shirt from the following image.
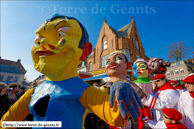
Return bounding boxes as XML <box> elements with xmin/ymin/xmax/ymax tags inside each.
<box><xmin>178</xmin><ymin>91</ymin><xmax>194</xmax><ymax>129</ymax></box>
<box><xmin>176</xmin><ymin>89</ymin><xmax>185</xmax><ymax>95</ymax></box>
<box><xmin>144</xmin><ymin>89</ymin><xmax>180</xmax><ymax>121</ymax></box>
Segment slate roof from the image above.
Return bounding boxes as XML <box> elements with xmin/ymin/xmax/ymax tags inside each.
<box><xmin>0</xmin><ymin>64</ymin><xmax>22</xmax><ymax>74</ymax></box>
<box><xmin>0</xmin><ymin>58</ymin><xmax>27</xmax><ymax>74</ymax></box>
<box><xmin>0</xmin><ymin>59</ymin><xmax>15</xmax><ymax>65</ymax></box>
<box><xmin>117</xmin><ymin>23</ymin><xmax>132</xmax><ymax>37</ymax></box>
<box><xmin>109</xmin><ymin>26</ymin><xmax>119</xmax><ymax>36</ymax></box>
<box><xmin>108</xmin><ymin>23</ymin><xmax>132</xmax><ymax>38</ymax></box>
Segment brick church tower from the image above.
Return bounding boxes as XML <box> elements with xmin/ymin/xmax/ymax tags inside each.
<box><xmin>86</xmin><ymin>17</ymin><xmax>149</xmax><ymax>81</ymax></box>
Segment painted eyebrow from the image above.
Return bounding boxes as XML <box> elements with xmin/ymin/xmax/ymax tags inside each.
<box><xmin>107</xmin><ymin>54</ymin><xmax>123</xmax><ymax>61</ymax></box>
<box><xmin>137</xmin><ymin>63</ymin><xmax>148</xmax><ymax>69</ymax></box>
<box><xmin>113</xmin><ymin>54</ymin><xmax>123</xmax><ymax>59</ymax></box>
<box><xmin>54</xmin><ymin>20</ymin><xmax>67</xmax><ymax>29</ymax></box>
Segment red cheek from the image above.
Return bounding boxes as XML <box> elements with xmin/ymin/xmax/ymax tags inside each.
<box><xmin>141</xmin><ymin>69</ymin><xmax>144</xmax><ymax>71</ymax></box>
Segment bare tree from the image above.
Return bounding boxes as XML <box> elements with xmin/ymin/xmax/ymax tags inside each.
<box><xmin>167</xmin><ymin>41</ymin><xmax>192</xmax><ymax>61</ymax></box>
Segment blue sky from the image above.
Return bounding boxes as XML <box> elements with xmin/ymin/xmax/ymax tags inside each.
<box><xmin>1</xmin><ymin>1</ymin><xmax>193</xmax><ymax>82</ymax></box>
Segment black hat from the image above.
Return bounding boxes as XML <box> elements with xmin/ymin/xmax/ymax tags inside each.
<box><xmin>21</xmin><ymin>86</ymin><xmax>25</xmax><ymax>90</ymax></box>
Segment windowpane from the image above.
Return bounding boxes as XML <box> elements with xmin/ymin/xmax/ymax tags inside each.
<box><xmin>103</xmin><ymin>40</ymin><xmax>107</xmax><ymax>50</ymax></box>
<box><xmin>180</xmin><ymin>69</ymin><xmax>184</xmax><ymax>73</ymax></box>
<box><xmin>175</xmin><ymin>70</ymin><xmax>179</xmax><ymax>74</ymax></box>
<box><xmin>13</xmin><ymin>76</ymin><xmax>19</xmax><ymax>83</ymax></box>
<box><xmin>89</xmin><ymin>62</ymin><xmax>92</xmax><ymax>71</ymax></box>
<box><xmin>170</xmin><ymin>71</ymin><xmax>174</xmax><ymax>75</ymax></box>
<box><xmin>101</xmin><ymin>55</ymin><xmax>109</xmax><ymax>68</ymax></box>
<box><xmin>6</xmin><ymin>75</ymin><xmax>13</xmax><ymax>82</ymax></box>
<box><xmin>0</xmin><ymin>75</ymin><xmax>4</xmax><ymax>81</ymax></box>
<box><xmin>82</xmin><ymin>61</ymin><xmax>85</xmax><ymax>67</ymax></box>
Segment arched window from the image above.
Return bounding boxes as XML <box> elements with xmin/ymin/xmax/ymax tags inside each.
<box><xmin>102</xmin><ymin>36</ymin><xmax>107</xmax><ymax>50</ymax></box>
<box><xmin>89</xmin><ymin>62</ymin><xmax>92</xmax><ymax>71</ymax></box>
<box><xmin>101</xmin><ymin>55</ymin><xmax>109</xmax><ymax>68</ymax></box>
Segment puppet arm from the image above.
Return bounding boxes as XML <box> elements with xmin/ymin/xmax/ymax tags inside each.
<box><xmin>0</xmin><ymin>88</ymin><xmax>33</xmax><ymax>129</ymax></box>
<box><xmin>80</xmin><ymin>86</ymin><xmax>125</xmax><ymax>127</ymax></box>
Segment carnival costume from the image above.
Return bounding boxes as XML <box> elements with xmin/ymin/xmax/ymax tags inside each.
<box><xmin>178</xmin><ymin>75</ymin><xmax>194</xmax><ymax>129</ymax></box>
<box><xmin>132</xmin><ymin>59</ymin><xmax>152</xmax><ymax>129</ymax></box>
<box><xmin>144</xmin><ymin>74</ymin><xmax>180</xmax><ymax>121</ymax></box>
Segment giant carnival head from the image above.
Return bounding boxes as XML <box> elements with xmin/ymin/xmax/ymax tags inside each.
<box><xmin>132</xmin><ymin>59</ymin><xmax>149</xmax><ymax>79</ymax></box>
<box><xmin>148</xmin><ymin>58</ymin><xmax>171</xmax><ymax>74</ymax></box>
<box><xmin>31</xmin><ymin>14</ymin><xmax>92</xmax><ymax>80</ymax></box>
<box><xmin>105</xmin><ymin>50</ymin><xmax>130</xmax><ymax>77</ymax></box>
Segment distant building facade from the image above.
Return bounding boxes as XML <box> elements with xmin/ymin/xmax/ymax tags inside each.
<box><xmin>29</xmin><ymin>75</ymin><xmax>45</xmax><ymax>88</ymax></box>
<box><xmin>77</xmin><ymin>59</ymin><xmax>88</xmax><ymax>73</ymax></box>
<box><xmin>0</xmin><ymin>57</ymin><xmax>27</xmax><ymax>85</ymax></box>
<box><xmin>86</xmin><ymin>18</ymin><xmax>149</xmax><ymax>81</ymax></box>
<box><xmin>165</xmin><ymin>59</ymin><xmax>194</xmax><ymax>82</ymax></box>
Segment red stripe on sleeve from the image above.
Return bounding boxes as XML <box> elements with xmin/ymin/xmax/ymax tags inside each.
<box><xmin>150</xmin><ymin>97</ymin><xmax>155</xmax><ymax>108</ymax></box>
<box><xmin>152</xmin><ymin>97</ymin><xmax>158</xmax><ymax>108</ymax></box>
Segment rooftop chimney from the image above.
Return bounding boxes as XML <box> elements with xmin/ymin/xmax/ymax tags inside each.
<box><xmin>16</xmin><ymin>59</ymin><xmax>21</xmax><ymax>67</ymax></box>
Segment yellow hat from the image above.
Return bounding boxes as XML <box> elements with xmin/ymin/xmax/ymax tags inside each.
<box><xmin>109</xmin><ymin>50</ymin><xmax>125</xmax><ymax>56</ymax></box>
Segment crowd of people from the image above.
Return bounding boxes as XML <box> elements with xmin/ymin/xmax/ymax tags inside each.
<box><xmin>0</xmin><ymin>82</ymin><xmax>38</xmax><ymax>120</ymax></box>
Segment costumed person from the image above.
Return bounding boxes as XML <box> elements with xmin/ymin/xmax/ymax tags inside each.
<box><xmin>148</xmin><ymin>57</ymin><xmax>171</xmax><ymax>97</ymax></box>
<box><xmin>143</xmin><ymin>108</ymin><xmax>186</xmax><ymax>129</ymax></box>
<box><xmin>132</xmin><ymin>59</ymin><xmax>152</xmax><ymax>129</ymax></box>
<box><xmin>169</xmin><ymin>80</ymin><xmax>185</xmax><ymax>95</ymax></box>
<box><xmin>0</xmin><ymin>82</ymin><xmax>11</xmax><ymax>119</ymax></box>
<box><xmin>96</xmin><ymin>50</ymin><xmax>145</xmax><ymax>129</ymax></box>
<box><xmin>148</xmin><ymin>58</ymin><xmax>171</xmax><ymax>122</ymax></box>
<box><xmin>178</xmin><ymin>75</ymin><xmax>194</xmax><ymax>129</ymax></box>
<box><xmin>148</xmin><ymin>58</ymin><xmax>171</xmax><ymax>100</ymax></box>
<box><xmin>143</xmin><ymin>74</ymin><xmax>180</xmax><ymax>121</ymax></box>
<box><xmin>0</xmin><ymin>14</ymin><xmax>143</xmax><ymax>129</ymax></box>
